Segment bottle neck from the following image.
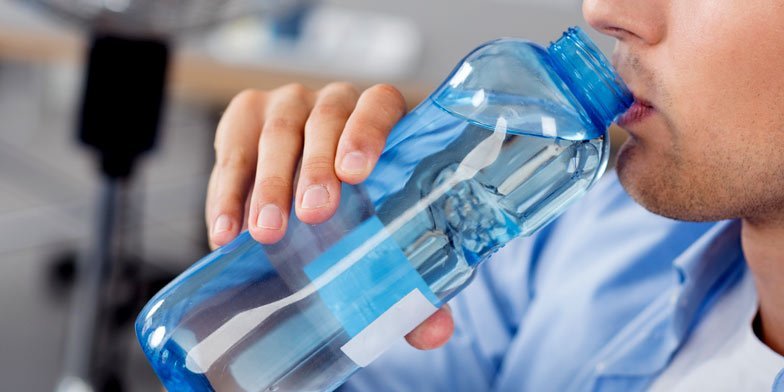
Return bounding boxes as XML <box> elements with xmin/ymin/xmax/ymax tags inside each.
<box><xmin>547</xmin><ymin>27</ymin><xmax>633</xmax><ymax>130</ymax></box>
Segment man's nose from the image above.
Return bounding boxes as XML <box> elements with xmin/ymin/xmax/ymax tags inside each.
<box><xmin>582</xmin><ymin>0</ymin><xmax>665</xmax><ymax>46</ymax></box>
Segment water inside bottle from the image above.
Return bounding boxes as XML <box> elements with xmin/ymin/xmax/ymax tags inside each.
<box><xmin>141</xmin><ymin>92</ymin><xmax>606</xmax><ymax>392</ymax></box>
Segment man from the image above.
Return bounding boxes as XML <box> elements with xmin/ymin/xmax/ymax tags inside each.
<box><xmin>204</xmin><ymin>0</ymin><xmax>784</xmax><ymax>390</ymax></box>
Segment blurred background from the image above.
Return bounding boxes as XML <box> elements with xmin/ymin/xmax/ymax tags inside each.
<box><xmin>0</xmin><ymin>0</ymin><xmax>619</xmax><ymax>390</ymax></box>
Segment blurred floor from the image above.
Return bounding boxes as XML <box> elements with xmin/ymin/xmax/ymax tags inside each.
<box><xmin>0</xmin><ymin>59</ymin><xmax>217</xmax><ymax>391</ymax></box>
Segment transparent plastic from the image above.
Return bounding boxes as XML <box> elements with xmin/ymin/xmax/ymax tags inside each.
<box><xmin>136</xmin><ymin>27</ymin><xmax>632</xmax><ymax>392</ymax></box>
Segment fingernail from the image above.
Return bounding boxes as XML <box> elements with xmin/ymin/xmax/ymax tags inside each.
<box><xmin>301</xmin><ymin>184</ymin><xmax>330</xmax><ymax>209</ymax></box>
<box><xmin>257</xmin><ymin>204</ymin><xmax>283</xmax><ymax>230</ymax></box>
<box><xmin>213</xmin><ymin>214</ymin><xmax>232</xmax><ymax>235</ymax></box>
<box><xmin>340</xmin><ymin>151</ymin><xmax>368</xmax><ymax>175</ymax></box>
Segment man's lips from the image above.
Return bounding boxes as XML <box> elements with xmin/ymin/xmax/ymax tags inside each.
<box><xmin>617</xmin><ymin>98</ymin><xmax>655</xmax><ymax>127</ymax></box>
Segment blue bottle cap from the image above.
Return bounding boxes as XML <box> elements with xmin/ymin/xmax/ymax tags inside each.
<box><xmin>547</xmin><ymin>27</ymin><xmax>633</xmax><ymax>130</ymax></box>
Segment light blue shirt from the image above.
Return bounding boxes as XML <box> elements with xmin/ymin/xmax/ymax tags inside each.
<box><xmin>341</xmin><ymin>172</ymin><xmax>784</xmax><ymax>392</ymax></box>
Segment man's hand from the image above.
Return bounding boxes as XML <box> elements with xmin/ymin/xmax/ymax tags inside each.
<box><xmin>205</xmin><ymin>82</ymin><xmax>454</xmax><ymax>350</ymax></box>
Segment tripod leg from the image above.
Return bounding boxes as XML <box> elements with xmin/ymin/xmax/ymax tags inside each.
<box><xmin>57</xmin><ymin>178</ymin><xmax>123</xmax><ymax>392</ymax></box>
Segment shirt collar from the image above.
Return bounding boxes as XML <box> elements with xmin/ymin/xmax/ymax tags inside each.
<box><xmin>672</xmin><ymin>220</ymin><xmax>742</xmax><ymax>288</ymax></box>
<box><xmin>600</xmin><ymin>219</ymin><xmax>745</xmax><ymax>377</ymax></box>
<box><xmin>774</xmin><ymin>368</ymin><xmax>784</xmax><ymax>392</ymax></box>
<box><xmin>671</xmin><ymin>220</ymin><xmax>745</xmax><ymax>333</ymax></box>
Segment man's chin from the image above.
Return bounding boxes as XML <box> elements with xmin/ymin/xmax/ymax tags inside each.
<box><xmin>615</xmin><ymin>138</ymin><xmax>698</xmax><ymax>220</ymax></box>
<box><xmin>614</xmin><ymin>137</ymin><xmax>643</xmax><ymax>197</ymax></box>
<box><xmin>614</xmin><ymin>139</ymin><xmax>711</xmax><ymax>222</ymax></box>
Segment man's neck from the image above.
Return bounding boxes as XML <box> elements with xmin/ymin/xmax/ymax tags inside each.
<box><xmin>741</xmin><ymin>218</ymin><xmax>784</xmax><ymax>356</ymax></box>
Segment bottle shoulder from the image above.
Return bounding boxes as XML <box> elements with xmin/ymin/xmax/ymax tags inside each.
<box><xmin>430</xmin><ymin>39</ymin><xmax>599</xmax><ymax>141</ymax></box>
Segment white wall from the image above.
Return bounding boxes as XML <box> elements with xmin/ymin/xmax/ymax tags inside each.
<box><xmin>327</xmin><ymin>0</ymin><xmax>613</xmax><ymax>88</ymax></box>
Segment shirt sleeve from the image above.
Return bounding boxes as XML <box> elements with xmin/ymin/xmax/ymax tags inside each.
<box><xmin>339</xmin><ymin>227</ymin><xmax>547</xmax><ymax>392</ymax></box>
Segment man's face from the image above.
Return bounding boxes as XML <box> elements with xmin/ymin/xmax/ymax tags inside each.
<box><xmin>583</xmin><ymin>0</ymin><xmax>784</xmax><ymax>223</ymax></box>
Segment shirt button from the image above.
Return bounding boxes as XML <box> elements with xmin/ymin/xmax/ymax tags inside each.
<box><xmin>595</xmin><ymin>362</ymin><xmax>606</xmax><ymax>372</ymax></box>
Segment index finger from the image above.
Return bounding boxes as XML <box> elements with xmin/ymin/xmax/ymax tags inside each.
<box><xmin>206</xmin><ymin>90</ymin><xmax>266</xmax><ymax>249</ymax></box>
<box><xmin>334</xmin><ymin>84</ymin><xmax>407</xmax><ymax>184</ymax></box>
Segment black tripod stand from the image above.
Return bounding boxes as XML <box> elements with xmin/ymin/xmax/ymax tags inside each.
<box><xmin>56</xmin><ymin>34</ymin><xmax>175</xmax><ymax>392</ymax></box>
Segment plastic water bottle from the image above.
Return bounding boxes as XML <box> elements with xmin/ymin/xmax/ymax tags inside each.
<box><xmin>136</xmin><ymin>27</ymin><xmax>632</xmax><ymax>392</ymax></box>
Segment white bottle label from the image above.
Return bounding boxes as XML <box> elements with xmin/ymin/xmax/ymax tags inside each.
<box><xmin>340</xmin><ymin>289</ymin><xmax>438</xmax><ymax>367</ymax></box>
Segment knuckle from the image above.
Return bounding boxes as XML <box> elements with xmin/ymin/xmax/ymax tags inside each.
<box><xmin>220</xmin><ymin>189</ymin><xmax>245</xmax><ymax>205</ymax></box>
<box><xmin>340</xmin><ymin>131</ymin><xmax>376</xmax><ymax>153</ymax></box>
<box><xmin>368</xmin><ymin>83</ymin><xmax>406</xmax><ymax>112</ymax></box>
<box><xmin>347</xmin><ymin>115</ymin><xmax>387</xmax><ymax>139</ymax></box>
<box><xmin>324</xmin><ymin>81</ymin><xmax>358</xmax><ymax>96</ymax></box>
<box><xmin>215</xmin><ymin>90</ymin><xmax>264</xmax><ymax>147</ymax></box>
<box><xmin>311</xmin><ymin>102</ymin><xmax>350</xmax><ymax>119</ymax></box>
<box><xmin>256</xmin><ymin>175</ymin><xmax>292</xmax><ymax>193</ymax></box>
<box><xmin>265</xmin><ymin>116</ymin><xmax>298</xmax><ymax>133</ymax></box>
<box><xmin>215</xmin><ymin>191</ymin><xmax>245</xmax><ymax>213</ymax></box>
<box><xmin>369</xmin><ymin>83</ymin><xmax>401</xmax><ymax>97</ymax></box>
<box><xmin>215</xmin><ymin>150</ymin><xmax>255</xmax><ymax>170</ymax></box>
<box><xmin>301</xmin><ymin>155</ymin><xmax>336</xmax><ymax>175</ymax></box>
<box><xmin>279</xmin><ymin>83</ymin><xmax>310</xmax><ymax>100</ymax></box>
<box><xmin>231</xmin><ymin>88</ymin><xmax>264</xmax><ymax>109</ymax></box>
